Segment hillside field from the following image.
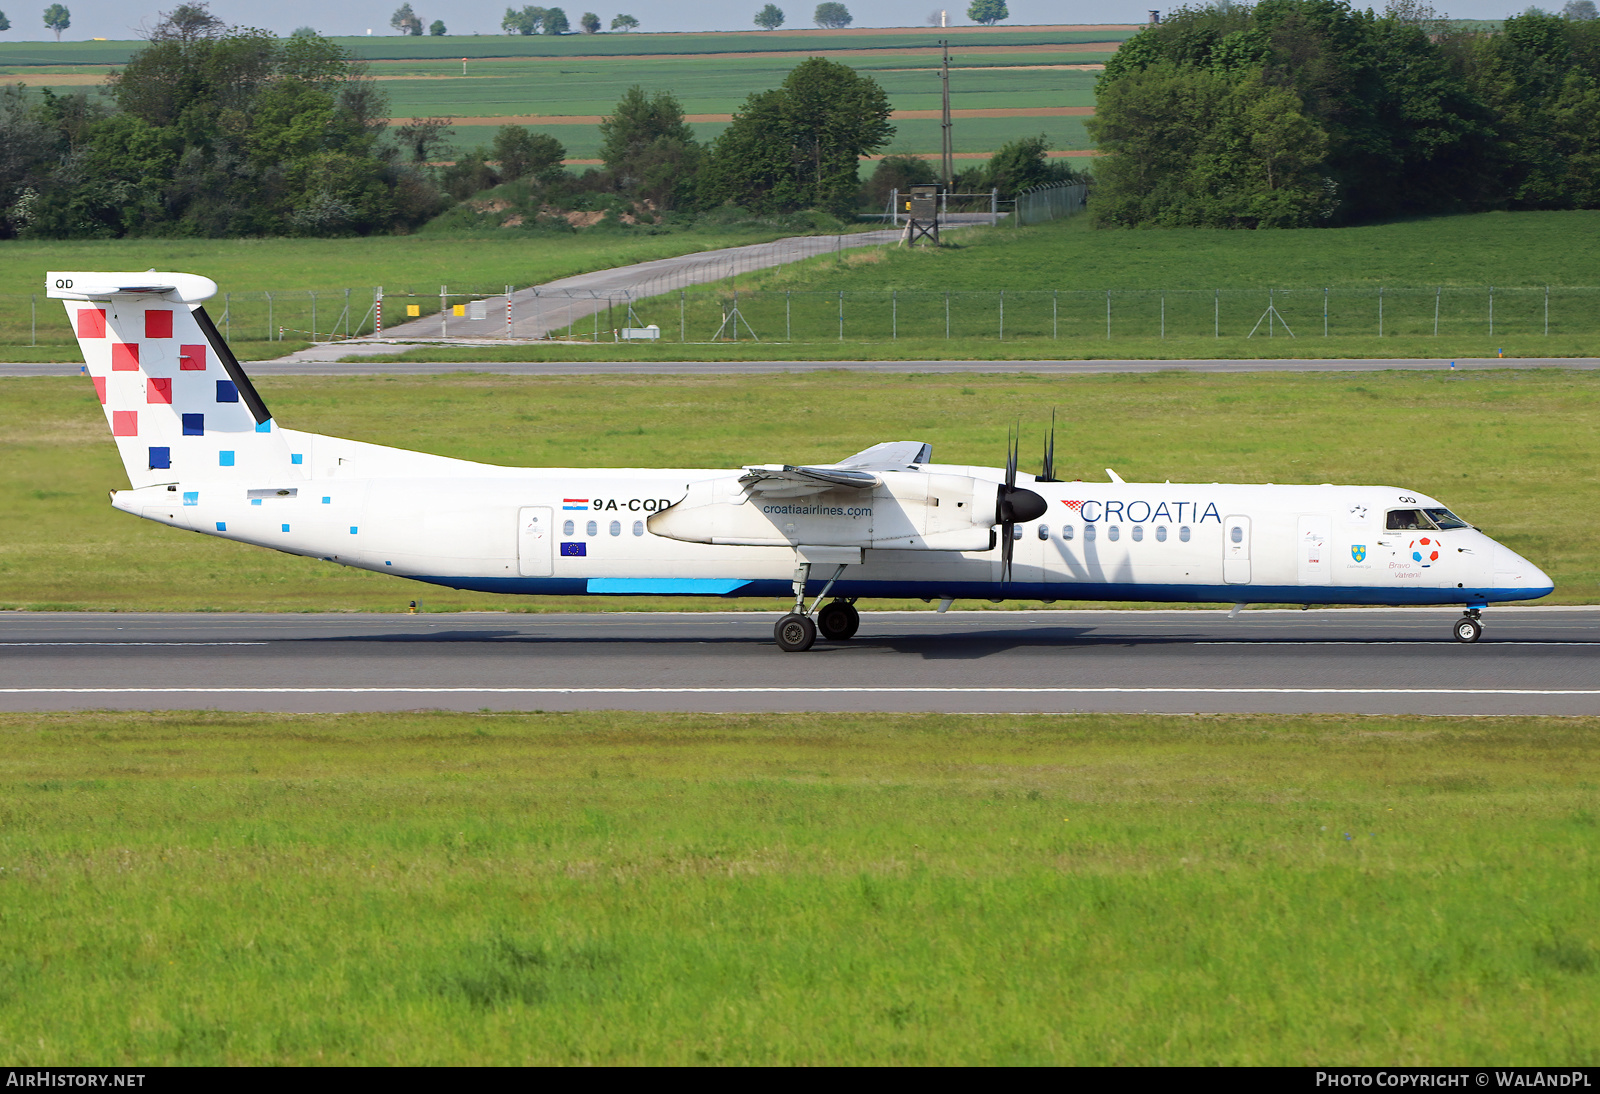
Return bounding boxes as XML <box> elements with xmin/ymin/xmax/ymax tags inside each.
<box><xmin>1</xmin><ymin>369</ymin><xmax>1593</xmax><ymax>612</ymax></box>
<box><xmin>2</xmin><ymin>709</ymin><xmax>1596</xmax><ymax>1064</ymax></box>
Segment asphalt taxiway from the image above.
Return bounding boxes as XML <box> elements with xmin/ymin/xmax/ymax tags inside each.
<box><xmin>2</xmin><ymin>608</ymin><xmax>1595</xmax><ymax>715</ymax></box>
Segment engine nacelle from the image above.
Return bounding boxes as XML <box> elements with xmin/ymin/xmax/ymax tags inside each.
<box><xmin>647</xmin><ymin>471</ymin><xmax>998</xmax><ymax>551</ymax></box>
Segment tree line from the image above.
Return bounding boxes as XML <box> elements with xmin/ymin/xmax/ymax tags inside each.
<box><xmin>1088</xmin><ymin>0</ymin><xmax>1600</xmax><ymax>228</ymax></box>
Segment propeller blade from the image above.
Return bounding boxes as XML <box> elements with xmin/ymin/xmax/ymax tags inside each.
<box><xmin>1039</xmin><ymin>408</ymin><xmax>1057</xmax><ymax>483</ymax></box>
<box><xmin>1001</xmin><ymin>521</ymin><xmax>1014</xmax><ymax>585</ymax></box>
<box><xmin>1006</xmin><ymin>423</ymin><xmax>1019</xmax><ymax>489</ymax></box>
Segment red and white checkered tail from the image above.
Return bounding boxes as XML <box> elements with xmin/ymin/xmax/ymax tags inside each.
<box><xmin>50</xmin><ymin>272</ymin><xmax>296</xmax><ymax>489</ymax></box>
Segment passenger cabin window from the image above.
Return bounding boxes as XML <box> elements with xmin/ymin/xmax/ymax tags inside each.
<box><xmin>1179</xmin><ymin>526</ymin><xmax>1191</xmax><ymax>542</ymax></box>
<box><xmin>1084</xmin><ymin>525</ymin><xmax>1095</xmax><ymax>541</ymax></box>
<box><xmin>1132</xmin><ymin>525</ymin><xmax>1144</xmax><ymax>542</ymax></box>
<box><xmin>1230</xmin><ymin>525</ymin><xmax>1244</xmax><ymax>543</ymax></box>
<box><xmin>563</xmin><ymin>519</ymin><xmax>574</xmax><ymax>536</ymax></box>
<box><xmin>1108</xmin><ymin>525</ymin><xmax>1120</xmax><ymax>542</ymax></box>
<box><xmin>1155</xmin><ymin>525</ymin><xmax>1168</xmax><ymax>542</ymax></box>
<box><xmin>633</xmin><ymin>520</ymin><xmax>645</xmax><ymax>536</ymax></box>
<box><xmin>1424</xmin><ymin>507</ymin><xmax>1469</xmax><ymax>530</ymax></box>
<box><xmin>1386</xmin><ymin>508</ymin><xmax>1433</xmax><ymax>531</ymax></box>
<box><xmin>610</xmin><ymin>520</ymin><xmax>621</xmax><ymax>536</ymax></box>
<box><xmin>1063</xmin><ymin>525</ymin><xmax>1075</xmax><ymax>541</ymax></box>
<box><xmin>1037</xmin><ymin>524</ymin><xmax>1050</xmax><ymax>540</ymax></box>
<box><xmin>586</xmin><ymin>520</ymin><xmax>598</xmax><ymax>536</ymax></box>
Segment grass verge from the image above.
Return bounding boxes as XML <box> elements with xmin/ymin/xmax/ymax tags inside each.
<box><xmin>0</xmin><ymin>369</ymin><xmax>1593</xmax><ymax>611</ymax></box>
<box><xmin>1</xmin><ymin>710</ymin><xmax>1596</xmax><ymax>1065</ymax></box>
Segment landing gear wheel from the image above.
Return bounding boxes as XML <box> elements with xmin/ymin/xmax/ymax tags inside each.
<box><xmin>817</xmin><ymin>600</ymin><xmax>860</xmax><ymax>642</ymax></box>
<box><xmin>775</xmin><ymin>613</ymin><xmax>817</xmax><ymax>652</ymax></box>
<box><xmin>1453</xmin><ymin>615</ymin><xmax>1483</xmax><ymax>644</ymax></box>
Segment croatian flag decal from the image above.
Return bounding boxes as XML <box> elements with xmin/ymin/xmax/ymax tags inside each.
<box><xmin>562</xmin><ymin>498</ymin><xmax>589</xmax><ymax>511</ymax></box>
<box><xmin>1061</xmin><ymin>500</ymin><xmax>1083</xmax><ymax>511</ymax></box>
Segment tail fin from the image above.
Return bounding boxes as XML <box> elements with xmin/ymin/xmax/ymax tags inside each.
<box><xmin>50</xmin><ymin>272</ymin><xmax>298</xmax><ymax>489</ymax></box>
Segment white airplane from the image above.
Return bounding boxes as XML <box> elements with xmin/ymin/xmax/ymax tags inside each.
<box><xmin>52</xmin><ymin>270</ymin><xmax>1553</xmax><ymax>650</ymax></box>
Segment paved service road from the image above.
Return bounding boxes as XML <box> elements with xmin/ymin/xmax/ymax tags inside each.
<box><xmin>2</xmin><ymin>608</ymin><xmax>1596</xmax><ymax>715</ymax></box>
<box><xmin>6</xmin><ymin>358</ymin><xmax>1598</xmax><ymax>378</ymax></box>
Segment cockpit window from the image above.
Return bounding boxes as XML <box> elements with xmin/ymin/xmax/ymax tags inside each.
<box><xmin>1385</xmin><ymin>508</ymin><xmax>1435</xmax><ymax>531</ymax></box>
<box><xmin>1423</xmin><ymin>507</ymin><xmax>1470</xmax><ymax>530</ymax></box>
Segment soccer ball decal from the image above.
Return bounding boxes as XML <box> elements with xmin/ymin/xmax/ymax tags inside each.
<box><xmin>1410</xmin><ymin>537</ymin><xmax>1440</xmax><ymax>567</ymax></box>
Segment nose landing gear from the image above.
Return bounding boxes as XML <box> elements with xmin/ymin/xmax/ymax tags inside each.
<box><xmin>1453</xmin><ymin>609</ymin><xmax>1483</xmax><ymax>644</ymax></box>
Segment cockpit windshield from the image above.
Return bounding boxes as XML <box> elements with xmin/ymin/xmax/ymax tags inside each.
<box><xmin>1385</xmin><ymin>508</ymin><xmax>1433</xmax><ymax>531</ymax></box>
<box><xmin>1423</xmin><ymin>507</ymin><xmax>1470</xmax><ymax>530</ymax></box>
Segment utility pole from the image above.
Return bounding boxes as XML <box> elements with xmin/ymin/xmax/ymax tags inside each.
<box><xmin>940</xmin><ymin>39</ymin><xmax>954</xmax><ymax>190</ymax></box>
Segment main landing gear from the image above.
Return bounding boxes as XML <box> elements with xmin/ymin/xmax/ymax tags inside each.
<box><xmin>1453</xmin><ymin>608</ymin><xmax>1483</xmax><ymax>644</ymax></box>
<box><xmin>774</xmin><ymin>560</ymin><xmax>859</xmax><ymax>652</ymax></box>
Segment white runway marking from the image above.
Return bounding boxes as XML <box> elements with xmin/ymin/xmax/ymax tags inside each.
<box><xmin>4</xmin><ymin>686</ymin><xmax>1599</xmax><ymax>696</ymax></box>
<box><xmin>2</xmin><ymin>642</ymin><xmax>270</xmax><ymax>647</ymax></box>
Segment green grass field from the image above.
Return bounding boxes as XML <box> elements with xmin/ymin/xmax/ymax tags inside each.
<box><xmin>2</xmin><ymin>709</ymin><xmax>1596</xmax><ymax>1064</ymax></box>
<box><xmin>1</xmin><ymin>369</ymin><xmax>1593</xmax><ymax>611</ymax></box>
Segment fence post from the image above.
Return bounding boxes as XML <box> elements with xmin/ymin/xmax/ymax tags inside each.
<box><xmin>1545</xmin><ymin>285</ymin><xmax>1549</xmax><ymax>336</ymax></box>
<box><xmin>1106</xmin><ymin>290</ymin><xmax>1111</xmax><ymax>340</ymax></box>
<box><xmin>680</xmin><ymin>289</ymin><xmax>686</xmax><ymax>342</ymax></box>
<box><xmin>1489</xmin><ymin>286</ymin><xmax>1494</xmax><ymax>337</ymax></box>
<box><xmin>441</xmin><ymin>285</ymin><xmax>448</xmax><ymax>338</ymax></box>
<box><xmin>786</xmin><ymin>291</ymin><xmax>791</xmax><ymax>342</ymax></box>
<box><xmin>31</xmin><ymin>293</ymin><xmax>36</xmax><ymax>346</ymax></box>
<box><xmin>991</xmin><ymin>187</ymin><xmax>998</xmax><ymax>227</ymax></box>
<box><xmin>506</xmin><ymin>285</ymin><xmax>513</xmax><ymax>339</ymax></box>
<box><xmin>890</xmin><ymin>187</ymin><xmax>898</xmax><ymax>228</ymax></box>
<box><xmin>310</xmin><ymin>291</ymin><xmax>317</xmax><ymax>342</ymax></box>
<box><xmin>1378</xmin><ymin>287</ymin><xmax>1383</xmax><ymax>339</ymax></box>
<box><xmin>838</xmin><ymin>290</ymin><xmax>843</xmax><ymax>341</ymax></box>
<box><xmin>1160</xmin><ymin>294</ymin><xmax>1165</xmax><ymax>340</ymax></box>
<box><xmin>998</xmin><ymin>290</ymin><xmax>1004</xmax><ymax>341</ymax></box>
<box><xmin>266</xmin><ymin>291</ymin><xmax>273</xmax><ymax>341</ymax></box>
<box><xmin>892</xmin><ymin>290</ymin><xmax>897</xmax><ymax>341</ymax></box>
<box><xmin>1052</xmin><ymin>290</ymin><xmax>1058</xmax><ymax>340</ymax></box>
<box><xmin>1323</xmin><ymin>288</ymin><xmax>1328</xmax><ymax>337</ymax></box>
<box><xmin>945</xmin><ymin>291</ymin><xmax>950</xmax><ymax>340</ymax></box>
<box><xmin>1434</xmin><ymin>287</ymin><xmax>1440</xmax><ymax>337</ymax></box>
<box><xmin>225</xmin><ymin>292</ymin><xmax>231</xmax><ymax>341</ymax></box>
<box><xmin>345</xmin><ymin>288</ymin><xmax>351</xmax><ymax>338</ymax></box>
<box><xmin>1215</xmin><ymin>289</ymin><xmax>1219</xmax><ymax>339</ymax></box>
<box><xmin>375</xmin><ymin>288</ymin><xmax>382</xmax><ymax>337</ymax></box>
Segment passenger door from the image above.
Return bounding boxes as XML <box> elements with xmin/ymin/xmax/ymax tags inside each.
<box><xmin>517</xmin><ymin>506</ymin><xmax>553</xmax><ymax>577</ymax></box>
<box><xmin>1297</xmin><ymin>515</ymin><xmax>1331</xmax><ymax>587</ymax></box>
<box><xmin>1223</xmin><ymin>514</ymin><xmax>1251</xmax><ymax>584</ymax></box>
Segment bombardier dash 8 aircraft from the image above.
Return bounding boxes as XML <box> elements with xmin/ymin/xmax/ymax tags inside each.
<box><xmin>53</xmin><ymin>271</ymin><xmax>1553</xmax><ymax>651</ymax></box>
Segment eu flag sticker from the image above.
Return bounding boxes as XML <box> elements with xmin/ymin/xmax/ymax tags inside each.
<box><xmin>560</xmin><ymin>542</ymin><xmax>586</xmax><ymax>557</ymax></box>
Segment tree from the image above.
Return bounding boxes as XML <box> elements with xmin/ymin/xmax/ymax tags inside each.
<box><xmin>429</xmin><ymin>19</ymin><xmax>446</xmax><ymax>34</ymax></box>
<box><xmin>42</xmin><ymin>3</ymin><xmax>68</xmax><ymax>40</ymax></box>
<box><xmin>599</xmin><ymin>85</ymin><xmax>700</xmax><ymax>208</ymax></box>
<box><xmin>148</xmin><ymin>2</ymin><xmax>224</xmax><ymax>40</ymax></box>
<box><xmin>492</xmin><ymin>123</ymin><xmax>565</xmax><ymax>180</ymax></box>
<box><xmin>0</xmin><ymin>10</ymin><xmax>11</xmax><ymax>31</ymax></box>
<box><xmin>394</xmin><ymin>116</ymin><xmax>453</xmax><ymax>161</ymax></box>
<box><xmin>703</xmin><ymin>56</ymin><xmax>892</xmax><ymax>214</ymax></box>
<box><xmin>967</xmin><ymin>0</ymin><xmax>1007</xmax><ymax>25</ymax></box>
<box><xmin>390</xmin><ymin>4</ymin><xmax>422</xmax><ymax>34</ymax></box>
<box><xmin>983</xmin><ymin>134</ymin><xmax>1069</xmax><ymax>193</ymax></box>
<box><xmin>610</xmin><ymin>13</ymin><xmax>638</xmax><ymax>30</ymax></box>
<box><xmin>542</xmin><ymin>6</ymin><xmax>569</xmax><ymax>33</ymax></box>
<box><xmin>290</xmin><ymin>25</ymin><xmax>319</xmax><ymax>37</ymax></box>
<box><xmin>813</xmin><ymin>2</ymin><xmax>850</xmax><ymax>28</ymax></box>
<box><xmin>755</xmin><ymin>3</ymin><xmax>784</xmax><ymax>28</ymax></box>
<box><xmin>580</xmin><ymin>11</ymin><xmax>600</xmax><ymax>32</ymax></box>
<box><xmin>1564</xmin><ymin>0</ymin><xmax>1597</xmax><ymax>17</ymax></box>
<box><xmin>861</xmin><ymin>152</ymin><xmax>935</xmax><ymax>207</ymax></box>
<box><xmin>502</xmin><ymin>6</ymin><xmax>546</xmax><ymax>33</ymax></box>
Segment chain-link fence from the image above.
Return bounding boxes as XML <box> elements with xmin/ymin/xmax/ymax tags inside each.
<box><xmin>1014</xmin><ymin>183</ymin><xmax>1089</xmax><ymax>226</ymax></box>
<box><xmin>540</xmin><ymin>285</ymin><xmax>1600</xmax><ymax>343</ymax></box>
<box><xmin>8</xmin><ymin>284</ymin><xmax>1599</xmax><ymax>349</ymax></box>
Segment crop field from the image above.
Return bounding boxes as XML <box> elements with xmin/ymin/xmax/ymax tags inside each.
<box><xmin>1</xmin><ymin>368</ymin><xmax>1593</xmax><ymax>612</ymax></box>
<box><xmin>1</xmin><ymin>31</ymin><xmax>1115</xmax><ymax>162</ymax></box>
<box><xmin>1</xmin><ymin>709</ymin><xmax>1596</xmax><ymax>1064</ymax></box>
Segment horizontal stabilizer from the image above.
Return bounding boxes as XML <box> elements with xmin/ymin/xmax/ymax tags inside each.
<box><xmin>740</xmin><ymin>465</ymin><xmax>880</xmax><ymax>495</ymax></box>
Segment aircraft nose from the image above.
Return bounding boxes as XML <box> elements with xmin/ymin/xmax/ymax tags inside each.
<box><xmin>1494</xmin><ymin>543</ymin><xmax>1554</xmax><ymax>597</ymax></box>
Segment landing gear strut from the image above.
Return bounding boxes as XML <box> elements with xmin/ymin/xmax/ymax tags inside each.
<box><xmin>774</xmin><ymin>560</ymin><xmax>853</xmax><ymax>652</ymax></box>
<box><xmin>1453</xmin><ymin>609</ymin><xmax>1483</xmax><ymax>644</ymax></box>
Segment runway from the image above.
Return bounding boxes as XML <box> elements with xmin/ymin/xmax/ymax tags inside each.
<box><xmin>5</xmin><ymin>358</ymin><xmax>1598</xmax><ymax>378</ymax></box>
<box><xmin>2</xmin><ymin>608</ymin><xmax>1596</xmax><ymax>715</ymax></box>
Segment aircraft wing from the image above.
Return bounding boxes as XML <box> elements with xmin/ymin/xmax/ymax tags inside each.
<box><xmin>738</xmin><ymin>440</ymin><xmax>932</xmax><ymax>497</ymax></box>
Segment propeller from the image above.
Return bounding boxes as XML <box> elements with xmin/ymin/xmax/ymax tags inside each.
<box><xmin>1037</xmin><ymin>409</ymin><xmax>1058</xmax><ymax>483</ymax></box>
<box><xmin>996</xmin><ymin>423</ymin><xmax>1048</xmax><ymax>585</ymax></box>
